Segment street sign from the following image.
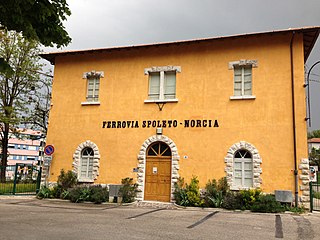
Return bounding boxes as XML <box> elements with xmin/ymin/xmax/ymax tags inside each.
<box><xmin>43</xmin><ymin>156</ymin><xmax>52</xmax><ymax>166</ymax></box>
<box><xmin>310</xmin><ymin>166</ymin><xmax>318</xmax><ymax>182</ymax></box>
<box><xmin>44</xmin><ymin>145</ymin><xmax>55</xmax><ymax>156</ymax></box>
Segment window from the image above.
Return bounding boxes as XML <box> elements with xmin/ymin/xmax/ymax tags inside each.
<box><xmin>233</xmin><ymin>149</ymin><xmax>253</xmax><ymax>188</ymax></box>
<box><xmin>28</xmin><ymin>146</ymin><xmax>37</xmax><ymax>151</ymax></box>
<box><xmin>82</xmin><ymin>70</ymin><xmax>104</xmax><ymax>105</ymax></box>
<box><xmin>73</xmin><ymin>140</ymin><xmax>100</xmax><ymax>182</ymax></box>
<box><xmin>144</xmin><ymin>66</ymin><xmax>181</xmax><ymax>102</ymax></box>
<box><xmin>87</xmin><ymin>77</ymin><xmax>100</xmax><ymax>102</ymax></box>
<box><xmin>234</xmin><ymin>66</ymin><xmax>252</xmax><ymax>96</ymax></box>
<box><xmin>229</xmin><ymin>60</ymin><xmax>257</xmax><ymax>100</ymax></box>
<box><xmin>80</xmin><ymin>147</ymin><xmax>94</xmax><ymax>181</ymax></box>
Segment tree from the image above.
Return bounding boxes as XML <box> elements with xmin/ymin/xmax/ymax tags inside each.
<box><xmin>0</xmin><ymin>0</ymin><xmax>71</xmax><ymax>73</ymax></box>
<box><xmin>0</xmin><ymin>30</ymin><xmax>50</xmax><ymax>182</ymax></box>
<box><xmin>309</xmin><ymin>147</ymin><xmax>320</xmax><ymax>167</ymax></box>
<box><xmin>28</xmin><ymin>76</ymin><xmax>52</xmax><ymax>134</ymax></box>
<box><xmin>0</xmin><ymin>0</ymin><xmax>71</xmax><ymax>48</ymax></box>
<box><xmin>308</xmin><ymin>130</ymin><xmax>320</xmax><ymax>139</ymax></box>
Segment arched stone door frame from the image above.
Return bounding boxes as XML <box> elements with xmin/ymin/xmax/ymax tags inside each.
<box><xmin>136</xmin><ymin>135</ymin><xmax>180</xmax><ymax>201</ymax></box>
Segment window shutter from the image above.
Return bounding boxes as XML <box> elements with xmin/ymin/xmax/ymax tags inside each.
<box><xmin>164</xmin><ymin>71</ymin><xmax>176</xmax><ymax>99</ymax></box>
<box><xmin>87</xmin><ymin>78</ymin><xmax>100</xmax><ymax>101</ymax></box>
<box><xmin>94</xmin><ymin>79</ymin><xmax>100</xmax><ymax>101</ymax></box>
<box><xmin>243</xmin><ymin>67</ymin><xmax>252</xmax><ymax>95</ymax></box>
<box><xmin>149</xmin><ymin>72</ymin><xmax>160</xmax><ymax>99</ymax></box>
<box><xmin>234</xmin><ymin>67</ymin><xmax>242</xmax><ymax>96</ymax></box>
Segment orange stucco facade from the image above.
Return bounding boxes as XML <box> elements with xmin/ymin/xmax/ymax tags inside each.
<box><xmin>43</xmin><ymin>28</ymin><xmax>319</xmax><ymax>202</ymax></box>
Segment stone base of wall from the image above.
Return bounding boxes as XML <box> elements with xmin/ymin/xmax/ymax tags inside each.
<box><xmin>299</xmin><ymin>158</ymin><xmax>310</xmax><ymax>209</ymax></box>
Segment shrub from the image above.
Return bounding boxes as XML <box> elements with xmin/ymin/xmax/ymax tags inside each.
<box><xmin>239</xmin><ymin>189</ymin><xmax>261</xmax><ymax>210</ymax></box>
<box><xmin>88</xmin><ymin>185</ymin><xmax>109</xmax><ymax>204</ymax></box>
<box><xmin>173</xmin><ymin>176</ymin><xmax>204</xmax><ymax>207</ymax></box>
<box><xmin>173</xmin><ymin>177</ymin><xmax>188</xmax><ymax>206</ymax></box>
<box><xmin>60</xmin><ymin>189</ymin><xmax>70</xmax><ymax>200</ymax></box>
<box><xmin>57</xmin><ymin>169</ymin><xmax>77</xmax><ymax>191</ymax></box>
<box><xmin>118</xmin><ymin>178</ymin><xmax>138</xmax><ymax>203</ymax></box>
<box><xmin>221</xmin><ymin>191</ymin><xmax>243</xmax><ymax>210</ymax></box>
<box><xmin>51</xmin><ymin>185</ymin><xmax>63</xmax><ymax>199</ymax></box>
<box><xmin>69</xmin><ymin>186</ymin><xmax>91</xmax><ymax>203</ymax></box>
<box><xmin>204</xmin><ymin>177</ymin><xmax>228</xmax><ymax>208</ymax></box>
<box><xmin>65</xmin><ymin>185</ymin><xmax>109</xmax><ymax>204</ymax></box>
<box><xmin>251</xmin><ymin>194</ymin><xmax>285</xmax><ymax>213</ymax></box>
<box><xmin>313</xmin><ymin>191</ymin><xmax>320</xmax><ymax>199</ymax></box>
<box><xmin>287</xmin><ymin>205</ymin><xmax>305</xmax><ymax>214</ymax></box>
<box><xmin>37</xmin><ymin>186</ymin><xmax>53</xmax><ymax>199</ymax></box>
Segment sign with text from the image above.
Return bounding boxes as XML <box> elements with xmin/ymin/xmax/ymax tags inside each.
<box><xmin>102</xmin><ymin>119</ymin><xmax>219</xmax><ymax>129</ymax></box>
<box><xmin>43</xmin><ymin>156</ymin><xmax>52</xmax><ymax>166</ymax></box>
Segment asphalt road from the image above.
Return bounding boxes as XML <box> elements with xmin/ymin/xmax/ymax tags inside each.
<box><xmin>0</xmin><ymin>197</ymin><xmax>320</xmax><ymax>240</ymax></box>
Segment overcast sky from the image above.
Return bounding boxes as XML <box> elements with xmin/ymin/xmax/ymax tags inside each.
<box><xmin>47</xmin><ymin>0</ymin><xmax>320</xmax><ymax>130</ymax></box>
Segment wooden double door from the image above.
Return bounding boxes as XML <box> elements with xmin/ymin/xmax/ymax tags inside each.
<box><xmin>144</xmin><ymin>142</ymin><xmax>172</xmax><ymax>202</ymax></box>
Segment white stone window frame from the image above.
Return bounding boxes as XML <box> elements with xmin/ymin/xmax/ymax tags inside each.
<box><xmin>225</xmin><ymin>141</ymin><xmax>262</xmax><ymax>190</ymax></box>
<box><xmin>229</xmin><ymin>60</ymin><xmax>257</xmax><ymax>100</ymax></box>
<box><xmin>73</xmin><ymin>140</ymin><xmax>100</xmax><ymax>183</ymax></box>
<box><xmin>81</xmin><ymin>70</ymin><xmax>104</xmax><ymax>106</ymax></box>
<box><xmin>144</xmin><ymin>66</ymin><xmax>181</xmax><ymax>103</ymax></box>
<box><xmin>136</xmin><ymin>135</ymin><xmax>180</xmax><ymax>201</ymax></box>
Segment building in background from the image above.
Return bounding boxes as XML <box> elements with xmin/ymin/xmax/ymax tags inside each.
<box><xmin>41</xmin><ymin>27</ymin><xmax>319</xmax><ymax>204</ymax></box>
<box><xmin>308</xmin><ymin>138</ymin><xmax>320</xmax><ymax>152</ymax></box>
<box><xmin>5</xmin><ymin>129</ymin><xmax>43</xmax><ymax>179</ymax></box>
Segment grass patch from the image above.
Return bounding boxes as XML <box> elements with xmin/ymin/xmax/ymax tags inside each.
<box><xmin>0</xmin><ymin>182</ymin><xmax>37</xmax><ymax>194</ymax></box>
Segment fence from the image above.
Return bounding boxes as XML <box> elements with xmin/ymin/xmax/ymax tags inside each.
<box><xmin>0</xmin><ymin>163</ymin><xmax>41</xmax><ymax>195</ymax></box>
<box><xmin>309</xmin><ymin>171</ymin><xmax>320</xmax><ymax>212</ymax></box>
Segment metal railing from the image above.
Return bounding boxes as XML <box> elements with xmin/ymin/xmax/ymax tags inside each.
<box><xmin>0</xmin><ymin>164</ymin><xmax>41</xmax><ymax>195</ymax></box>
<box><xmin>310</xmin><ymin>181</ymin><xmax>320</xmax><ymax>212</ymax></box>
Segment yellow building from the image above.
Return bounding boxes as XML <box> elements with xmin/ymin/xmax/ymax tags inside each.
<box><xmin>41</xmin><ymin>27</ymin><xmax>320</xmax><ymax>203</ymax></box>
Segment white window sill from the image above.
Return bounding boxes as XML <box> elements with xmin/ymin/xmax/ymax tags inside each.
<box><xmin>230</xmin><ymin>95</ymin><xmax>256</xmax><ymax>100</ymax></box>
<box><xmin>78</xmin><ymin>179</ymin><xmax>94</xmax><ymax>183</ymax></box>
<box><xmin>230</xmin><ymin>186</ymin><xmax>253</xmax><ymax>191</ymax></box>
<box><xmin>81</xmin><ymin>101</ymin><xmax>101</xmax><ymax>106</ymax></box>
<box><xmin>144</xmin><ymin>99</ymin><xmax>178</xmax><ymax>103</ymax></box>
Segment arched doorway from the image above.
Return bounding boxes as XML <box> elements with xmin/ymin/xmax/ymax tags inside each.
<box><xmin>144</xmin><ymin>141</ymin><xmax>172</xmax><ymax>202</ymax></box>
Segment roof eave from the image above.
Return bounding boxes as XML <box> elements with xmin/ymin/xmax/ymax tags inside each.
<box><xmin>40</xmin><ymin>26</ymin><xmax>320</xmax><ymax>65</ymax></box>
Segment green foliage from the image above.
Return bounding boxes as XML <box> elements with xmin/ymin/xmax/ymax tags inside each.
<box><xmin>46</xmin><ymin>169</ymin><xmax>77</xmax><ymax>199</ymax></box>
<box><xmin>251</xmin><ymin>194</ymin><xmax>285</xmax><ymax>213</ymax></box>
<box><xmin>37</xmin><ymin>186</ymin><xmax>53</xmax><ymax>199</ymax></box>
<box><xmin>239</xmin><ymin>189</ymin><xmax>262</xmax><ymax>209</ymax></box>
<box><xmin>309</xmin><ymin>148</ymin><xmax>320</xmax><ymax>167</ymax></box>
<box><xmin>118</xmin><ymin>177</ymin><xmax>138</xmax><ymax>203</ymax></box>
<box><xmin>313</xmin><ymin>191</ymin><xmax>320</xmax><ymax>199</ymax></box>
<box><xmin>88</xmin><ymin>185</ymin><xmax>109</xmax><ymax>204</ymax></box>
<box><xmin>0</xmin><ymin>0</ymin><xmax>71</xmax><ymax>47</ymax></box>
<box><xmin>51</xmin><ymin>185</ymin><xmax>63</xmax><ymax>198</ymax></box>
<box><xmin>69</xmin><ymin>186</ymin><xmax>91</xmax><ymax>203</ymax></box>
<box><xmin>287</xmin><ymin>205</ymin><xmax>306</xmax><ymax>214</ymax></box>
<box><xmin>60</xmin><ymin>189</ymin><xmax>70</xmax><ymax>200</ymax></box>
<box><xmin>308</xmin><ymin>130</ymin><xmax>320</xmax><ymax>139</ymax></box>
<box><xmin>221</xmin><ymin>191</ymin><xmax>244</xmax><ymax>210</ymax></box>
<box><xmin>57</xmin><ymin>169</ymin><xmax>77</xmax><ymax>191</ymax></box>
<box><xmin>173</xmin><ymin>176</ymin><xmax>204</xmax><ymax>207</ymax></box>
<box><xmin>0</xmin><ymin>29</ymin><xmax>52</xmax><ymax>182</ymax></box>
<box><xmin>57</xmin><ymin>185</ymin><xmax>109</xmax><ymax>204</ymax></box>
<box><xmin>204</xmin><ymin>177</ymin><xmax>228</xmax><ymax>208</ymax></box>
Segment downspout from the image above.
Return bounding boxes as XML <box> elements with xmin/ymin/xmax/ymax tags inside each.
<box><xmin>290</xmin><ymin>31</ymin><xmax>299</xmax><ymax>207</ymax></box>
